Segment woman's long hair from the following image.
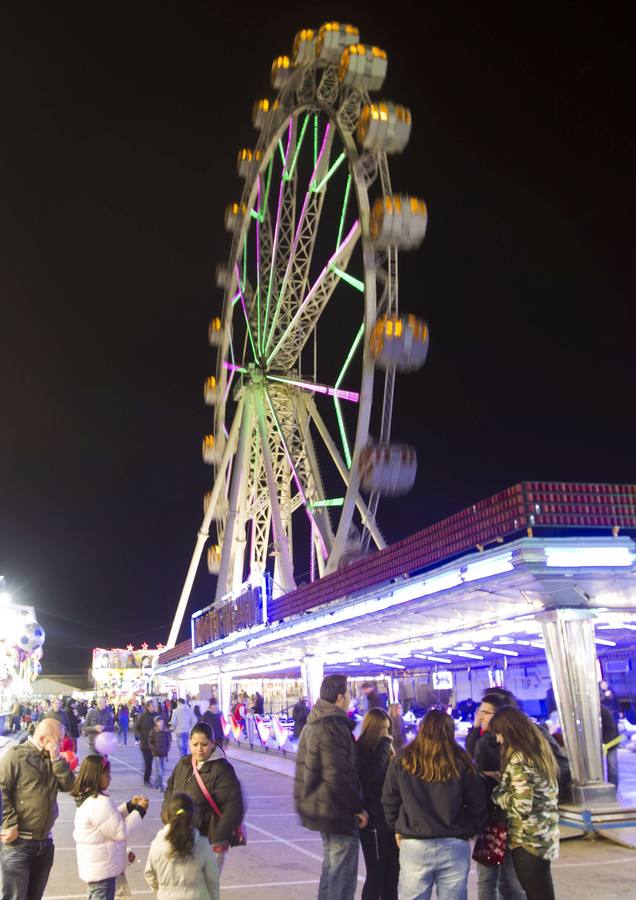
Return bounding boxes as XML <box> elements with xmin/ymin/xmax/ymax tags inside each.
<box><xmin>162</xmin><ymin>793</ymin><xmax>195</xmax><ymax>858</ymax></box>
<box><xmin>357</xmin><ymin>707</ymin><xmax>393</xmax><ymax>755</ymax></box>
<box><xmin>71</xmin><ymin>755</ymin><xmax>109</xmax><ymax>804</ymax></box>
<box><xmin>400</xmin><ymin>709</ymin><xmax>475</xmax><ymax>782</ymax></box>
<box><xmin>490</xmin><ymin>706</ymin><xmax>558</xmax><ymax>784</ymax></box>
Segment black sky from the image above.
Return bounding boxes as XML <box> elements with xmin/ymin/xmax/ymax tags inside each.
<box><xmin>1</xmin><ymin>2</ymin><xmax>633</xmax><ymax>675</ymax></box>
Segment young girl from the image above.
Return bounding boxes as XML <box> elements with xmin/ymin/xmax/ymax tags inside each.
<box><xmin>145</xmin><ymin>793</ymin><xmax>220</xmax><ymax>899</ymax></box>
<box><xmin>72</xmin><ymin>755</ymin><xmax>148</xmax><ymax>900</ymax></box>
<box><xmin>357</xmin><ymin>707</ymin><xmax>399</xmax><ymax>900</ymax></box>
<box><xmin>490</xmin><ymin>706</ymin><xmax>560</xmax><ymax>900</ymax></box>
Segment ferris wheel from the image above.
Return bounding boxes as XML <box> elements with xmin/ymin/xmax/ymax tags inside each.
<box><xmin>168</xmin><ymin>23</ymin><xmax>430</xmax><ymax>647</ymax></box>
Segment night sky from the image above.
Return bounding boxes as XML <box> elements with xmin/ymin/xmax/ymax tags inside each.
<box><xmin>1</xmin><ymin>2</ymin><xmax>633</xmax><ymax>675</ymax></box>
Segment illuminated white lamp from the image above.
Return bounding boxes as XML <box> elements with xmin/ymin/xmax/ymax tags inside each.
<box><xmin>545</xmin><ymin>546</ymin><xmax>633</xmax><ymax>568</ymax></box>
<box><xmin>203</xmin><ymin>376</ymin><xmax>220</xmax><ymax>406</ymax></box>
<box><xmin>370</xmin><ymin>195</ymin><xmax>428</xmax><ymax>250</ymax></box>
<box><xmin>358</xmin><ymin>101</ymin><xmax>411</xmax><ymax>153</ymax></box>
<box><xmin>207</xmin><ymin>544</ymin><xmax>222</xmax><ymax>575</ymax></box>
<box><xmin>463</xmin><ymin>552</ymin><xmax>514</xmax><ymax>582</ymax></box>
<box><xmin>236</xmin><ymin>147</ymin><xmax>262</xmax><ymax>179</ymax></box>
<box><xmin>595</xmin><ymin>637</ymin><xmax>617</xmax><ymax>646</ymax></box>
<box><xmin>208</xmin><ymin>316</ymin><xmax>223</xmax><ymax>347</ymax></box>
<box><xmin>215</xmin><ymin>263</ymin><xmax>229</xmax><ymax>290</ymax></box>
<box><xmin>292</xmin><ymin>28</ymin><xmax>316</xmax><ymax>65</ymax></box>
<box><xmin>315</xmin><ymin>21</ymin><xmax>359</xmax><ymax>64</ymax></box>
<box><xmin>271</xmin><ymin>54</ymin><xmax>292</xmax><ymax>89</ymax></box>
<box><xmin>421</xmin><ymin>571</ymin><xmax>463</xmax><ymax>595</ymax></box>
<box><xmin>339</xmin><ymin>43</ymin><xmax>388</xmax><ymax>92</ymax></box>
<box><xmin>480</xmin><ymin>646</ymin><xmax>519</xmax><ymax>657</ymax></box>
<box><xmin>224</xmin><ymin>202</ymin><xmax>247</xmax><ymax>233</ymax></box>
<box><xmin>252</xmin><ymin>98</ymin><xmax>279</xmax><ymax>130</ymax></box>
<box><xmin>358</xmin><ymin>443</ymin><xmax>417</xmax><ymax>496</ymax></box>
<box><xmin>370</xmin><ymin>314</ymin><xmax>429</xmax><ymax>372</ymax></box>
<box><xmin>427</xmin><ymin>655</ymin><xmax>452</xmax><ymax>663</ymax></box>
<box><xmin>202</xmin><ymin>435</ymin><xmax>222</xmax><ymax>465</ymax></box>
<box><xmin>447</xmin><ymin>650</ymin><xmax>484</xmax><ymax>660</ymax></box>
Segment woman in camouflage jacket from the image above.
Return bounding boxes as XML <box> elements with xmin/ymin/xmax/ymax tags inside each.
<box><xmin>490</xmin><ymin>706</ymin><xmax>559</xmax><ymax>900</ymax></box>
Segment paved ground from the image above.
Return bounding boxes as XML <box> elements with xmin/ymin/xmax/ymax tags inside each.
<box><xmin>3</xmin><ymin>737</ymin><xmax>633</xmax><ymax>898</ymax></box>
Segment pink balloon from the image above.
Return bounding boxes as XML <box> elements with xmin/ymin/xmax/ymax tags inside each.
<box><xmin>94</xmin><ymin>731</ymin><xmax>118</xmax><ymax>756</ymax></box>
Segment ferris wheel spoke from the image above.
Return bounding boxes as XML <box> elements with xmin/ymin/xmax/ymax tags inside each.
<box><xmin>266</xmin><ymin>219</ymin><xmax>361</xmax><ymax>368</ymax></box>
<box><xmin>304</xmin><ymin>394</ymin><xmax>386</xmax><ymax>553</ymax></box>
<box><xmin>262</xmin><ymin>117</ymin><xmax>297</xmax><ymax>359</ymax></box>
<box><xmin>263</xmin><ymin>121</ymin><xmax>335</xmax><ymax>355</ymax></box>
<box><xmin>267</xmin><ymin>373</ymin><xmax>359</xmax><ymax>403</ymax></box>
<box><xmin>233</xmin><ymin>264</ymin><xmax>259</xmax><ymax>363</ymax></box>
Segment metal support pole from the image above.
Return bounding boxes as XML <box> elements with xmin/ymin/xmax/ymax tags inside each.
<box><xmin>215</xmin><ymin>393</ymin><xmax>256</xmax><ymax>602</ymax></box>
<box><xmin>255</xmin><ymin>390</ymin><xmax>296</xmax><ymax>595</ymax></box>
<box><xmin>166</xmin><ymin>397</ymin><xmax>244</xmax><ymax>648</ymax></box>
<box><xmin>541</xmin><ymin>608</ymin><xmax>616</xmax><ymax>806</ymax></box>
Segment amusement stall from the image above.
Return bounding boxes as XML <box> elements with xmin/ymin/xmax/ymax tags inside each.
<box><xmin>91</xmin><ymin>645</ymin><xmax>165</xmax><ymax>703</ymax></box>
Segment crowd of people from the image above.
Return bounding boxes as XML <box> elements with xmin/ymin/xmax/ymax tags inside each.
<box><xmin>294</xmin><ymin>675</ymin><xmax>570</xmax><ymax>900</ymax></box>
<box><xmin>0</xmin><ymin>676</ymin><xmax>628</xmax><ymax>900</ymax></box>
<box><xmin>0</xmin><ymin>702</ymin><xmax>244</xmax><ymax>900</ymax></box>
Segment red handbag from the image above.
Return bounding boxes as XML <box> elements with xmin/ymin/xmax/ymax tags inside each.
<box><xmin>191</xmin><ymin>758</ymin><xmax>247</xmax><ymax>847</ymax></box>
<box><xmin>472</xmin><ymin>821</ymin><xmax>507</xmax><ymax>866</ymax></box>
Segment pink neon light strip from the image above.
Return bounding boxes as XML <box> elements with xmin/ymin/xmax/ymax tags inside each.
<box><xmin>268</xmin><ymin>375</ymin><xmax>359</xmax><ymax>403</ymax></box>
<box><xmin>223</xmin><ymin>361</ymin><xmax>246</xmax><ymax>374</ymax></box>
<box><xmin>255</xmin><ymin>174</ymin><xmax>261</xmax><ymax>352</ymax></box>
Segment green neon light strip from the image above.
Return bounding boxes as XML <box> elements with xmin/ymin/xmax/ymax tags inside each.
<box><xmin>250</xmin><ymin>209</ymin><xmax>259</xmax><ymax>220</ymax></box>
<box><xmin>335</xmin><ymin>324</ymin><xmax>365</xmax><ymax>388</ymax></box>
<box><xmin>330</xmin><ymin>265</ymin><xmax>364</xmax><ymax>292</ymax></box>
<box><xmin>278</xmin><ymin>139</ymin><xmax>286</xmax><ymax>168</ymax></box>
<box><xmin>312</xmin><ymin>152</ymin><xmax>346</xmax><ymax>194</ymax></box>
<box><xmin>284</xmin><ymin>113</ymin><xmax>310</xmax><ymax>182</ymax></box>
<box><xmin>334</xmin><ymin>397</ymin><xmax>352</xmax><ymax>469</ymax></box>
<box><xmin>309</xmin><ymin>498</ymin><xmax>345</xmax><ymax>508</ymax></box>
<box><xmin>333</xmin><ymin>323</ymin><xmax>364</xmax><ymax>469</ymax></box>
<box><xmin>336</xmin><ymin>175</ymin><xmax>352</xmax><ymax>251</ymax></box>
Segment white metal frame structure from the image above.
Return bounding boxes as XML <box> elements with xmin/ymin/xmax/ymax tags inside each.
<box><xmin>168</xmin><ymin>25</ymin><xmax>428</xmax><ymax>648</ymax></box>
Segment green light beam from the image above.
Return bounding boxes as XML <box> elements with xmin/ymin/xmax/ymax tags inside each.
<box><xmin>311</xmin><ymin>152</ymin><xmax>346</xmax><ymax>194</ymax></box>
<box><xmin>330</xmin><ymin>265</ymin><xmax>364</xmax><ymax>292</ymax></box>
<box><xmin>335</xmin><ymin>174</ymin><xmax>352</xmax><ymax>251</ymax></box>
<box><xmin>284</xmin><ymin>113</ymin><xmax>310</xmax><ymax>182</ymax></box>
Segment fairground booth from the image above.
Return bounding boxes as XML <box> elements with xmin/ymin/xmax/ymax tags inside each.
<box><xmin>156</xmin><ymin>481</ymin><xmax>636</xmax><ymax>834</ymax></box>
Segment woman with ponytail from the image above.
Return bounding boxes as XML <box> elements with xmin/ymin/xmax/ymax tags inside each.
<box><xmin>145</xmin><ymin>793</ymin><xmax>219</xmax><ymax>900</ymax></box>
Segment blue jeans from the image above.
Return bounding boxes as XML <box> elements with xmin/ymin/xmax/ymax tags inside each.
<box><xmin>0</xmin><ymin>837</ymin><xmax>54</xmax><ymax>900</ymax></box>
<box><xmin>399</xmin><ymin>837</ymin><xmax>470</xmax><ymax>900</ymax></box>
<box><xmin>153</xmin><ymin>755</ymin><xmax>166</xmax><ymax>789</ymax></box>
<box><xmin>177</xmin><ymin>731</ymin><xmax>189</xmax><ymax>757</ymax></box>
<box><xmin>318</xmin><ymin>830</ymin><xmax>360</xmax><ymax>900</ymax></box>
<box><xmin>477</xmin><ymin>849</ymin><xmax>527</xmax><ymax>899</ymax></box>
<box><xmin>87</xmin><ymin>876</ymin><xmax>116</xmax><ymax>900</ymax></box>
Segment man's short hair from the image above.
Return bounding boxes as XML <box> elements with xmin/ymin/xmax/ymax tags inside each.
<box><xmin>320</xmin><ymin>675</ymin><xmax>348</xmax><ymax>703</ymax></box>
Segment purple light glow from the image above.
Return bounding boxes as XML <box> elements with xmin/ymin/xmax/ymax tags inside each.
<box><xmin>268</xmin><ymin>374</ymin><xmax>359</xmax><ymax>403</ymax></box>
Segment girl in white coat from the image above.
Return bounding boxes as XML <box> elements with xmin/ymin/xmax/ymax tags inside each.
<box><xmin>145</xmin><ymin>793</ymin><xmax>219</xmax><ymax>900</ymax></box>
<box><xmin>72</xmin><ymin>755</ymin><xmax>148</xmax><ymax>900</ymax></box>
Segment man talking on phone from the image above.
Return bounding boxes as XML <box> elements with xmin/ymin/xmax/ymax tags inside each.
<box><xmin>0</xmin><ymin>718</ymin><xmax>75</xmax><ymax>900</ymax></box>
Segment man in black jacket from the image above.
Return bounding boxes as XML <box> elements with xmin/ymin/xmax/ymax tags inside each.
<box><xmin>294</xmin><ymin>675</ymin><xmax>368</xmax><ymax>900</ymax></box>
<box><xmin>134</xmin><ymin>699</ymin><xmax>157</xmax><ymax>786</ymax></box>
